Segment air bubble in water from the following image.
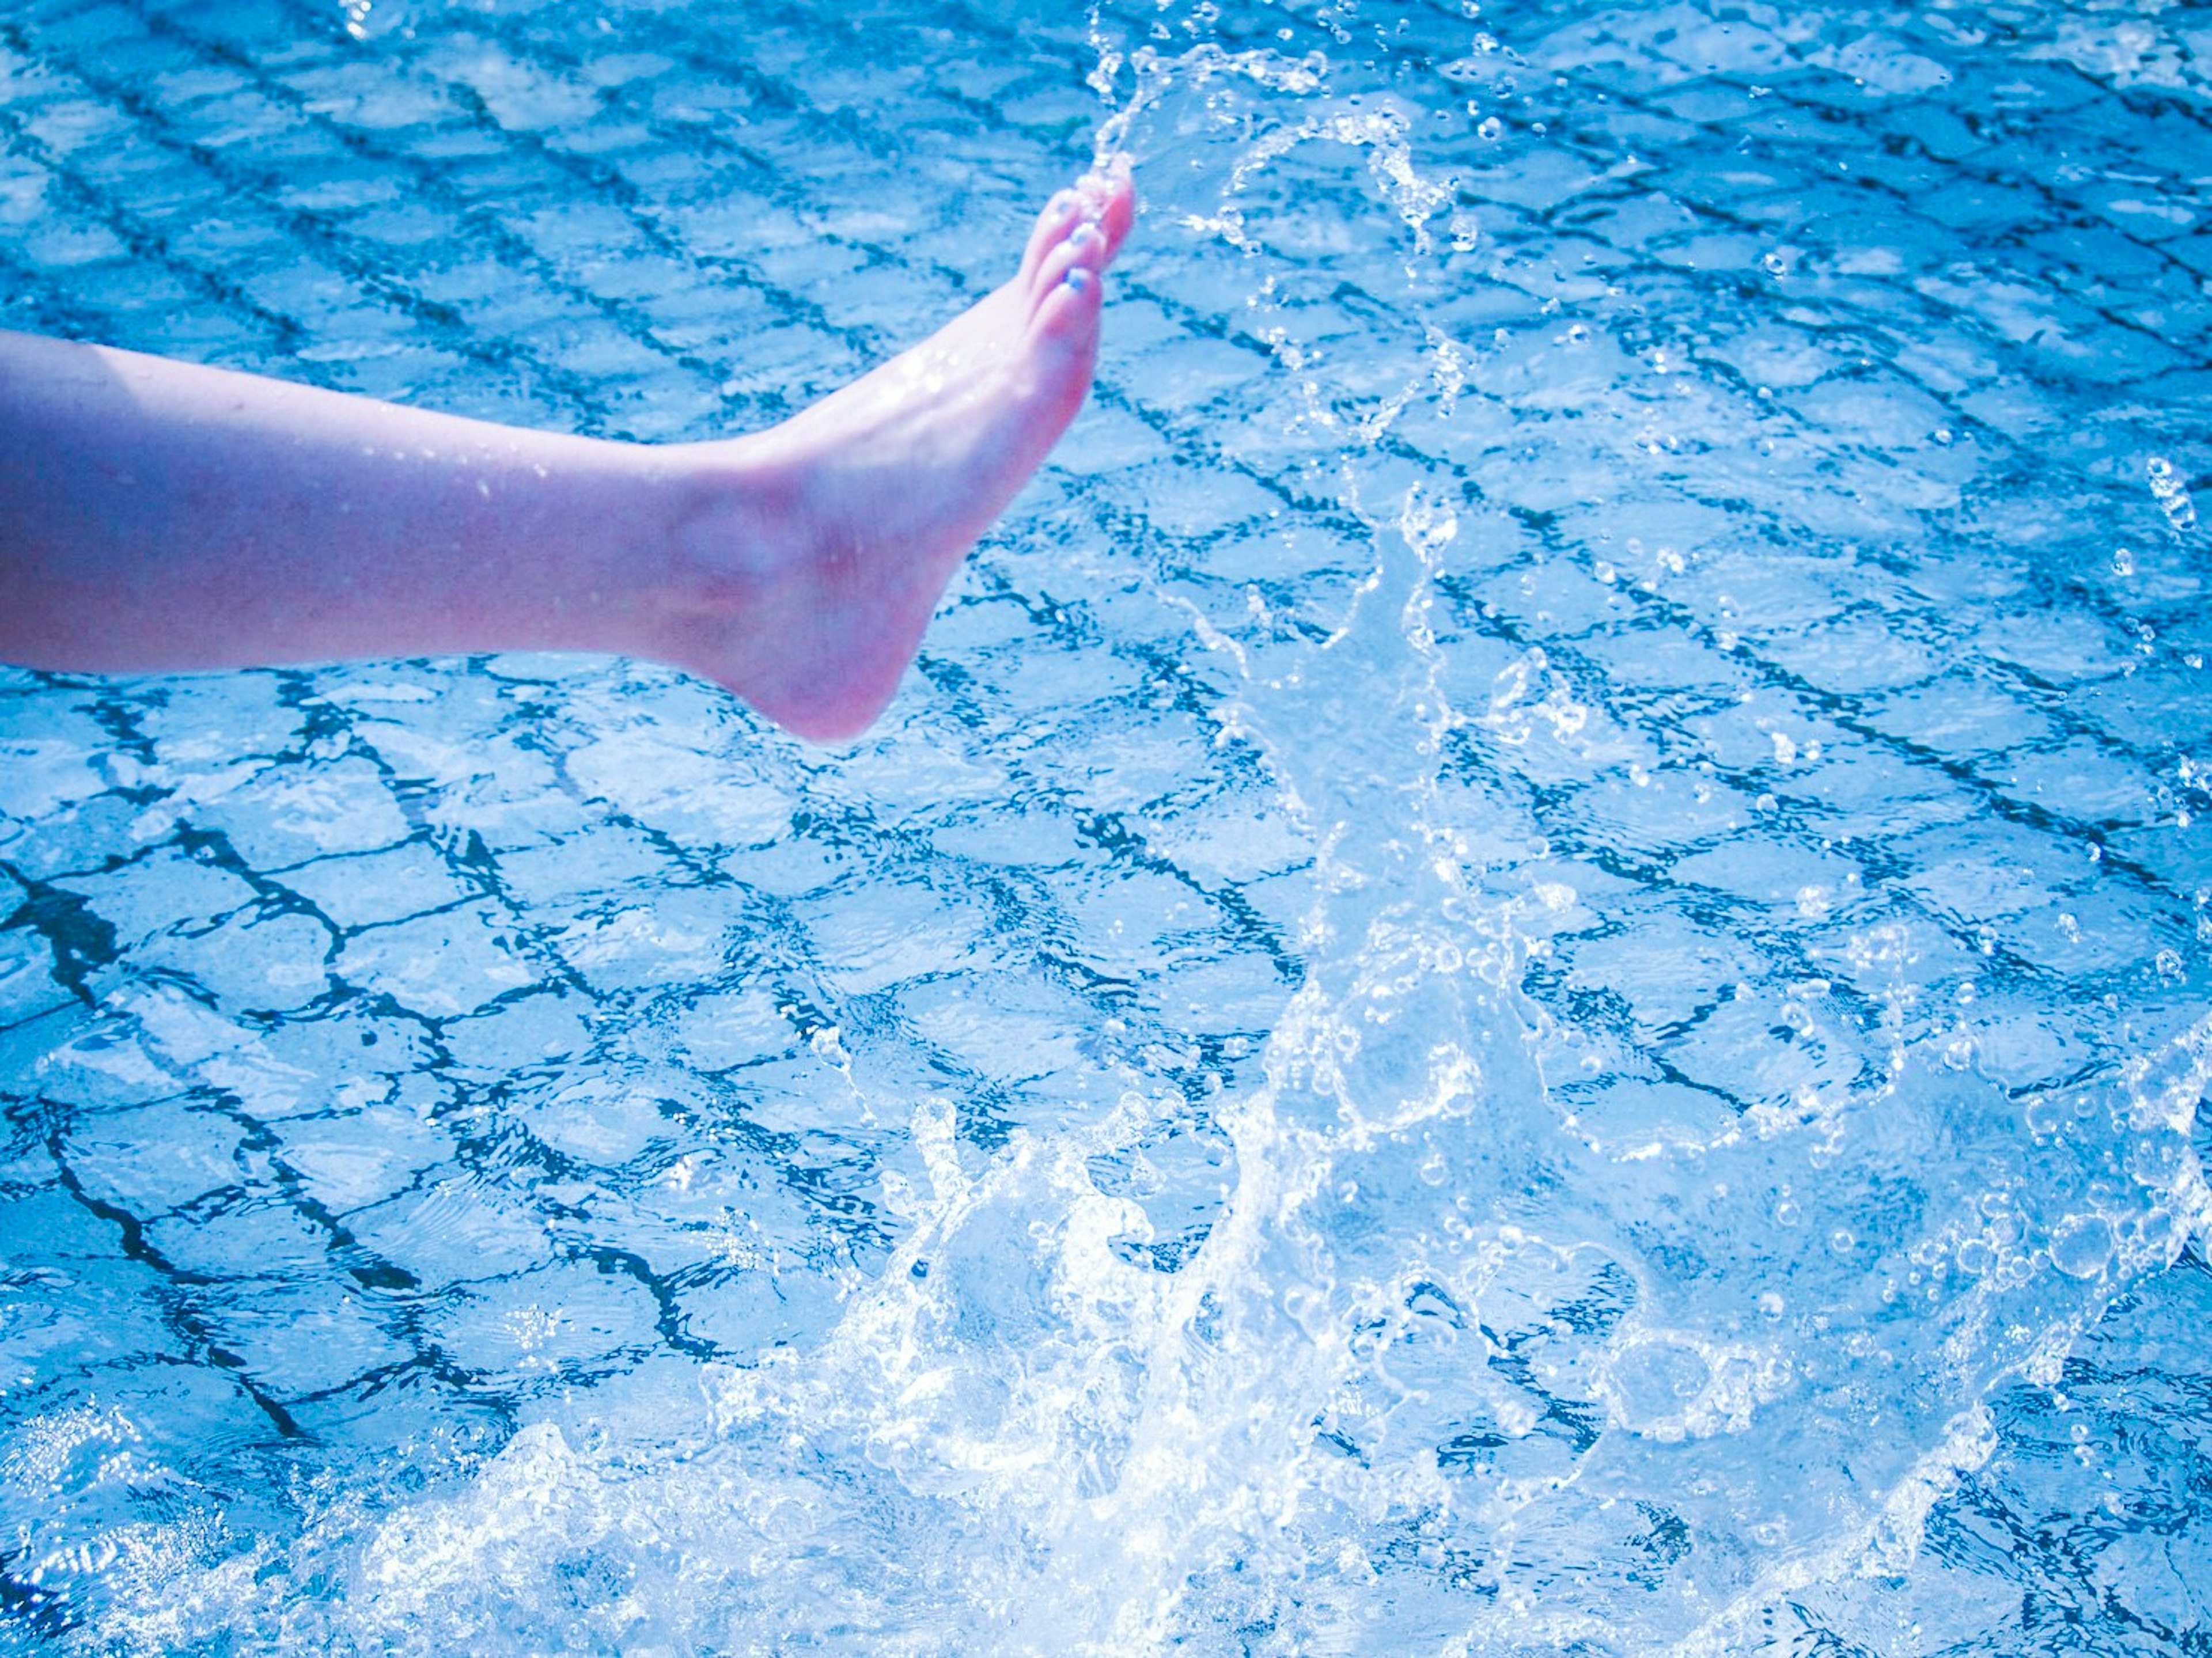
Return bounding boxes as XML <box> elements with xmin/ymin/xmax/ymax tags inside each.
<box><xmin>2047</xmin><ymin>1214</ymin><xmax>2115</xmax><ymax>1280</ymax></box>
<box><xmin>1478</xmin><ymin>115</ymin><xmax>1503</xmax><ymax>140</ymax></box>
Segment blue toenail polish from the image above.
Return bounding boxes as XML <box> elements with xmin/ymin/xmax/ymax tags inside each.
<box><xmin>1065</xmin><ymin>268</ymin><xmax>1090</xmax><ymax>292</ymax></box>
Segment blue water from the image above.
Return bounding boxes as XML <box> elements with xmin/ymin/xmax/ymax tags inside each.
<box><xmin>2</xmin><ymin>0</ymin><xmax>2210</xmax><ymax>1651</ymax></box>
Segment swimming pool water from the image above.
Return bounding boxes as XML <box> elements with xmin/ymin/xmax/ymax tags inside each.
<box><xmin>1</xmin><ymin>0</ymin><xmax>2209</xmax><ymax>1651</ymax></box>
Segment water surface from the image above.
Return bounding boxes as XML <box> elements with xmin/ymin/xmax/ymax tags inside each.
<box><xmin>2</xmin><ymin>0</ymin><xmax>2210</xmax><ymax>1651</ymax></box>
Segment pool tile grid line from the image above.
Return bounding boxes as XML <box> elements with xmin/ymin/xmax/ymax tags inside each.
<box><xmin>4</xmin><ymin>0</ymin><xmax>2194</xmax><ymax>1052</ymax></box>
<box><xmin>0</xmin><ymin>643</ymin><xmax>1267</xmax><ymax>1026</ymax></box>
<box><xmin>1420</xmin><ymin>482</ymin><xmax>2209</xmax><ymax>977</ymax></box>
<box><xmin>6</xmin><ymin>821</ymin><xmax>846</xmax><ymax>1397</ymax></box>
<box><xmin>1462</xmin><ymin>507</ymin><xmax>2200</xmax><ymax>900</ymax></box>
<box><xmin>0</xmin><ymin>22</ymin><xmax>2194</xmax><ymax>1167</ymax></box>
<box><xmin>13</xmin><ymin>0</ymin><xmax>2209</xmax><ymax>446</ymax></box>
<box><xmin>12</xmin><ymin>0</ymin><xmax>1285</xmax><ymax>454</ymax></box>
<box><xmin>2</xmin><ymin>1020</ymin><xmax>537</xmax><ymax>1428</ymax></box>
<box><xmin>153</xmin><ymin>0</ymin><xmax>1110</xmax><ymax>417</ymax></box>
<box><xmin>1593</xmin><ymin>118</ymin><xmax>2212</xmax><ymax>397</ymax></box>
<box><xmin>6</xmin><ymin>1012</ymin><xmax>814</xmax><ymax>1414</ymax></box>
<box><xmin>0</xmin><ymin>0</ymin><xmax>2194</xmax><ymax>1105</ymax></box>
<box><xmin>1</xmin><ymin>0</ymin><xmax>1330</xmax><ymax>599</ymax></box>
<box><xmin>0</xmin><ymin>637</ymin><xmax>1299</xmax><ymax>1064</ymax></box>
<box><xmin>0</xmin><ymin>871</ymin><xmax>1291</xmax><ymax>1406</ymax></box>
<box><xmin>21</xmin><ymin>0</ymin><xmax>2176</xmax><ymax>703</ymax></box>
<box><xmin>1054</xmin><ymin>334</ymin><xmax>2208</xmax><ymax>1052</ymax></box>
<box><xmin>0</xmin><ymin>33</ymin><xmax>448</xmax><ymax>374</ymax></box>
<box><xmin>2</xmin><ymin>693</ymin><xmax>1299</xmax><ymax>1407</ymax></box>
<box><xmin>321</xmin><ymin>0</ymin><xmax>1320</xmax><ymax>495</ymax></box>
<box><xmin>0</xmin><ymin>223</ymin><xmax>151</xmax><ymax>350</ymax></box>
<box><xmin>0</xmin><ymin>10</ymin><xmax>2209</xmax><ymax>1648</ymax></box>
<box><xmin>81</xmin><ymin>0</ymin><xmax>1341</xmax><ymax>958</ymax></box>
<box><xmin>14</xmin><ymin>3</ymin><xmax>917</xmax><ymax>430</ymax></box>
<box><xmin>0</xmin><ymin>9</ymin><xmax>721</xmax><ymax>426</ymax></box>
<box><xmin>19</xmin><ymin>1090</ymin><xmax>422</xmax><ymax>1444</ymax></box>
<box><xmin>0</xmin><ymin>71</ymin><xmax>311</xmax><ymax>369</ymax></box>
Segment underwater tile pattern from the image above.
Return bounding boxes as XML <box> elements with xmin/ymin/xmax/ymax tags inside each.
<box><xmin>2</xmin><ymin>0</ymin><xmax>2210</xmax><ymax>1651</ymax></box>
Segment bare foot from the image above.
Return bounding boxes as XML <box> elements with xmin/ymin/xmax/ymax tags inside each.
<box><xmin>652</xmin><ymin>160</ymin><xmax>1137</xmax><ymax>742</ymax></box>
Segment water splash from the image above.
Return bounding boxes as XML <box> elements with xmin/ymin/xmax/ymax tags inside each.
<box><xmin>2148</xmin><ymin>454</ymin><xmax>2198</xmax><ymax>535</ymax></box>
<box><xmin>8</xmin><ymin>1</ymin><xmax>2212</xmax><ymax>1652</ymax></box>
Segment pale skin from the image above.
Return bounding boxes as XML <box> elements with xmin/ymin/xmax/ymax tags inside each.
<box><xmin>0</xmin><ymin>162</ymin><xmax>1137</xmax><ymax>743</ymax></box>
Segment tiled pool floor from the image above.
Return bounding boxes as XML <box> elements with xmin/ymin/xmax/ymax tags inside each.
<box><xmin>2</xmin><ymin>0</ymin><xmax>2210</xmax><ymax>1651</ymax></box>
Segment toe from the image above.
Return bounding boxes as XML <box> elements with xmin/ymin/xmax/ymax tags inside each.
<box><xmin>1029</xmin><ymin>223</ymin><xmax>1106</xmax><ymax>318</ymax></box>
<box><xmin>1019</xmin><ymin>190</ymin><xmax>1083</xmax><ymax>289</ymax></box>
<box><xmin>1077</xmin><ymin>155</ymin><xmax>1138</xmax><ymax>264</ymax></box>
<box><xmin>1030</xmin><ymin>266</ymin><xmax>1104</xmax><ymax>360</ymax></box>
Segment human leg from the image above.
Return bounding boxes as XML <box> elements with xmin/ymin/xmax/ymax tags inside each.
<box><xmin>0</xmin><ymin>160</ymin><xmax>1135</xmax><ymax>742</ymax></box>
<box><xmin>648</xmin><ymin>160</ymin><xmax>1137</xmax><ymax>739</ymax></box>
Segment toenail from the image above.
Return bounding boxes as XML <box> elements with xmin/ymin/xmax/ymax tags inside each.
<box><xmin>1065</xmin><ymin>268</ymin><xmax>1091</xmax><ymax>292</ymax></box>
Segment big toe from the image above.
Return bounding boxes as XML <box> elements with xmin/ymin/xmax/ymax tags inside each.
<box><xmin>1078</xmin><ymin>157</ymin><xmax>1137</xmax><ymax>263</ymax></box>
